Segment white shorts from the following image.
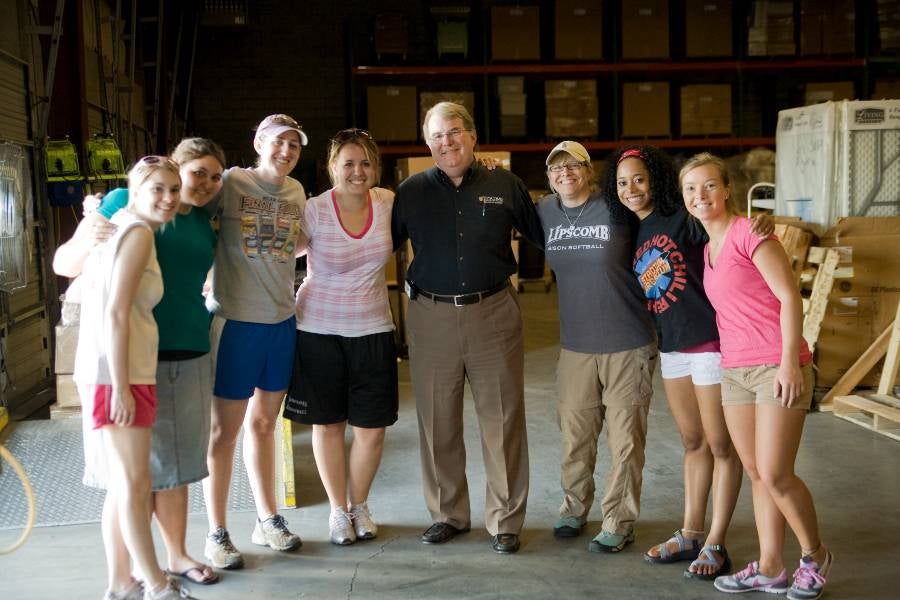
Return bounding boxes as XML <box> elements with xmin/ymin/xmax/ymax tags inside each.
<box><xmin>659</xmin><ymin>351</ymin><xmax>722</xmax><ymax>385</ymax></box>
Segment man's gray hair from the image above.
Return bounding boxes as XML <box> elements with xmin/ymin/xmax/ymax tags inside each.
<box><xmin>422</xmin><ymin>101</ymin><xmax>476</xmax><ymax>140</ymax></box>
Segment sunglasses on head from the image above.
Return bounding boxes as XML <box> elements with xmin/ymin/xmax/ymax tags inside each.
<box><xmin>331</xmin><ymin>128</ymin><xmax>375</xmax><ymax>144</ymax></box>
<box><xmin>137</xmin><ymin>155</ymin><xmax>177</xmax><ymax>167</ymax></box>
<box><xmin>268</xmin><ymin>114</ymin><xmax>303</xmax><ymax>129</ymax></box>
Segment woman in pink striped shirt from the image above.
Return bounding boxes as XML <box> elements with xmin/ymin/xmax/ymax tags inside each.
<box><xmin>283</xmin><ymin>129</ymin><xmax>398</xmax><ymax>546</ymax></box>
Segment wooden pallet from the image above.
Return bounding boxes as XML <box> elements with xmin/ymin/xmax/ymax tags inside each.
<box><xmin>833</xmin><ymin>395</ymin><xmax>900</xmax><ymax>442</ymax></box>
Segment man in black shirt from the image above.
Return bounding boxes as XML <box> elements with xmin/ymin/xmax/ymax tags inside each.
<box><xmin>391</xmin><ymin>101</ymin><xmax>543</xmax><ymax>554</ymax></box>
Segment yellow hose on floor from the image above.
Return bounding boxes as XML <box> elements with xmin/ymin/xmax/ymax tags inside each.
<box><xmin>0</xmin><ymin>443</ymin><xmax>36</xmax><ymax>554</ymax></box>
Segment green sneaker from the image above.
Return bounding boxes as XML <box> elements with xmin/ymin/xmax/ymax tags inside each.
<box><xmin>552</xmin><ymin>516</ymin><xmax>585</xmax><ymax>538</ymax></box>
<box><xmin>589</xmin><ymin>529</ymin><xmax>635</xmax><ymax>553</ymax></box>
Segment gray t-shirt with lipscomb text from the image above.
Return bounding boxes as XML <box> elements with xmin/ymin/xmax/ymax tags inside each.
<box><xmin>537</xmin><ymin>192</ymin><xmax>654</xmax><ymax>354</ymax></box>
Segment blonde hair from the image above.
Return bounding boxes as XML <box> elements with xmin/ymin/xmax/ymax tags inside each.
<box><xmin>128</xmin><ymin>156</ymin><xmax>180</xmax><ymax>195</ymax></box>
<box><xmin>327</xmin><ymin>130</ymin><xmax>381</xmax><ymax>186</ymax></box>
<box><xmin>422</xmin><ymin>101</ymin><xmax>476</xmax><ymax>140</ymax></box>
<box><xmin>679</xmin><ymin>152</ymin><xmax>737</xmax><ymax>214</ymax></box>
<box><xmin>170</xmin><ymin>137</ymin><xmax>226</xmax><ymax>169</ymax></box>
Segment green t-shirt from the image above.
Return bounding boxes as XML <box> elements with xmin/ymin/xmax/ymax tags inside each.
<box><xmin>99</xmin><ymin>188</ymin><xmax>217</xmax><ymax>353</ymax></box>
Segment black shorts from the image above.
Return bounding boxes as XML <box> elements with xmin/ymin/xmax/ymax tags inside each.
<box><xmin>284</xmin><ymin>330</ymin><xmax>399</xmax><ymax>428</ymax></box>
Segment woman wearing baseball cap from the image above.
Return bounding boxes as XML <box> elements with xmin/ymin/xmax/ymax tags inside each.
<box><xmin>202</xmin><ymin>113</ymin><xmax>308</xmax><ymax>569</ymax></box>
<box><xmin>536</xmin><ymin>141</ymin><xmax>657</xmax><ymax>553</ymax></box>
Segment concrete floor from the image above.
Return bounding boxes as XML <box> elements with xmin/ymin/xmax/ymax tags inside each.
<box><xmin>3</xmin><ymin>290</ymin><xmax>900</xmax><ymax>599</ymax></box>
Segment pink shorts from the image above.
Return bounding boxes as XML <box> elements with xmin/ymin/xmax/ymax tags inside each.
<box><xmin>91</xmin><ymin>384</ymin><xmax>158</xmax><ymax>429</ymax></box>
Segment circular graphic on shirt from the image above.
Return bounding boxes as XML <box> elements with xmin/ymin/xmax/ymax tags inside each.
<box><xmin>633</xmin><ymin>234</ymin><xmax>687</xmax><ymax>314</ymax></box>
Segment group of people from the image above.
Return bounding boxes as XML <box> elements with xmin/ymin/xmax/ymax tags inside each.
<box><xmin>54</xmin><ymin>101</ymin><xmax>831</xmax><ymax>600</ymax></box>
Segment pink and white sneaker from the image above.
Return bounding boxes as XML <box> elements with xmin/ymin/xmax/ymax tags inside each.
<box><xmin>714</xmin><ymin>561</ymin><xmax>789</xmax><ymax>594</ymax></box>
<box><xmin>787</xmin><ymin>551</ymin><xmax>833</xmax><ymax>600</ymax></box>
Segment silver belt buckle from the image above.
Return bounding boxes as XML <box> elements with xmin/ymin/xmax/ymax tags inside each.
<box><xmin>453</xmin><ymin>294</ymin><xmax>465</xmax><ymax>307</ymax></box>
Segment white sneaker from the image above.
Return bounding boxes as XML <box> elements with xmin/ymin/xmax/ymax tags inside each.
<box><xmin>251</xmin><ymin>514</ymin><xmax>302</xmax><ymax>551</ymax></box>
<box><xmin>350</xmin><ymin>502</ymin><xmax>378</xmax><ymax>540</ymax></box>
<box><xmin>204</xmin><ymin>527</ymin><xmax>244</xmax><ymax>569</ymax></box>
<box><xmin>329</xmin><ymin>508</ymin><xmax>357</xmax><ymax>546</ymax></box>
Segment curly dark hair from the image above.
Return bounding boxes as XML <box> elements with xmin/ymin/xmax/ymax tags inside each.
<box><xmin>602</xmin><ymin>145</ymin><xmax>682</xmax><ymax>218</ymax></box>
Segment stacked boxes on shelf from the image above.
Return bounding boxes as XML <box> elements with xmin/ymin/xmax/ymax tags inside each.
<box><xmin>490</xmin><ymin>5</ymin><xmax>540</xmax><ymax>60</ymax></box>
<box><xmin>554</xmin><ymin>0</ymin><xmax>603</xmax><ymax>60</ymax></box>
<box><xmin>374</xmin><ymin>13</ymin><xmax>408</xmax><ymax>60</ymax></box>
<box><xmin>799</xmin><ymin>0</ymin><xmax>855</xmax><ymax>56</ymax></box>
<box><xmin>748</xmin><ymin>0</ymin><xmax>796</xmax><ymax>56</ymax></box>
<box><xmin>685</xmin><ymin>0</ymin><xmax>732</xmax><ymax>57</ymax></box>
<box><xmin>545</xmin><ymin>80</ymin><xmax>598</xmax><ymax>138</ymax></box>
<box><xmin>621</xmin><ymin>0</ymin><xmax>669</xmax><ymax>59</ymax></box>
<box><xmin>622</xmin><ymin>82</ymin><xmax>670</xmax><ymax>137</ymax></box>
<box><xmin>498</xmin><ymin>77</ymin><xmax>527</xmax><ymax>137</ymax></box>
<box><xmin>877</xmin><ymin>0</ymin><xmax>900</xmax><ymax>52</ymax></box>
<box><xmin>680</xmin><ymin>84</ymin><xmax>732</xmax><ymax>136</ymax></box>
<box><xmin>367</xmin><ymin>86</ymin><xmax>417</xmax><ymax>142</ymax></box>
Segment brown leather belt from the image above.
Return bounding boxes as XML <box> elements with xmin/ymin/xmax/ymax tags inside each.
<box><xmin>410</xmin><ymin>280</ymin><xmax>509</xmax><ymax>307</ymax></box>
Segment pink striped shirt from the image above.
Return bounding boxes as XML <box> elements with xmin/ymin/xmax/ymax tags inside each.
<box><xmin>295</xmin><ymin>187</ymin><xmax>394</xmax><ymax>336</ymax></box>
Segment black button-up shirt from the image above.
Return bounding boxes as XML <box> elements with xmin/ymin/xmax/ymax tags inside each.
<box><xmin>392</xmin><ymin>162</ymin><xmax>544</xmax><ymax>295</ymax></box>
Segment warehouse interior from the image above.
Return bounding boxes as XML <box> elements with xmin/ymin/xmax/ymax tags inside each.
<box><xmin>1</xmin><ymin>1</ymin><xmax>899</xmax><ymax>598</ymax></box>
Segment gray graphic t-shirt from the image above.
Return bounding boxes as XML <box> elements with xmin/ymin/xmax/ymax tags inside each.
<box><xmin>537</xmin><ymin>192</ymin><xmax>654</xmax><ymax>354</ymax></box>
<box><xmin>207</xmin><ymin>167</ymin><xmax>306</xmax><ymax>324</ymax></box>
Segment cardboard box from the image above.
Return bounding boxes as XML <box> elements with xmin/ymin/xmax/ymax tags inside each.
<box><xmin>804</xmin><ymin>81</ymin><xmax>854</xmax><ymax>105</ymax></box>
<box><xmin>374</xmin><ymin>13</ymin><xmax>408</xmax><ymax>58</ymax></box>
<box><xmin>815</xmin><ymin>217</ymin><xmax>900</xmax><ymax>387</ymax></box>
<box><xmin>419</xmin><ymin>91</ymin><xmax>476</xmax><ymax>139</ymax></box>
<box><xmin>491</xmin><ymin>6</ymin><xmax>540</xmax><ymax>60</ymax></box>
<box><xmin>878</xmin><ymin>0</ymin><xmax>900</xmax><ymax>51</ymax></box>
<box><xmin>555</xmin><ymin>0</ymin><xmax>603</xmax><ymax>60</ymax></box>
<box><xmin>545</xmin><ymin>80</ymin><xmax>599</xmax><ymax>138</ymax></box>
<box><xmin>747</xmin><ymin>0</ymin><xmax>795</xmax><ymax>56</ymax></box>
<box><xmin>622</xmin><ymin>82</ymin><xmax>670</xmax><ymax>137</ymax></box>
<box><xmin>680</xmin><ymin>84</ymin><xmax>732</xmax><ymax>135</ymax></box>
<box><xmin>621</xmin><ymin>0</ymin><xmax>669</xmax><ymax>59</ymax></box>
<box><xmin>685</xmin><ymin>0</ymin><xmax>732</xmax><ymax>57</ymax></box>
<box><xmin>872</xmin><ymin>77</ymin><xmax>900</xmax><ymax>100</ymax></box>
<box><xmin>367</xmin><ymin>86</ymin><xmax>417</xmax><ymax>142</ymax></box>
<box><xmin>799</xmin><ymin>0</ymin><xmax>855</xmax><ymax>55</ymax></box>
<box><xmin>55</xmin><ymin>324</ymin><xmax>78</xmax><ymax>374</ymax></box>
<box><xmin>497</xmin><ymin>76</ymin><xmax>525</xmax><ymax>95</ymax></box>
<box><xmin>56</xmin><ymin>374</ymin><xmax>81</xmax><ymax>408</ymax></box>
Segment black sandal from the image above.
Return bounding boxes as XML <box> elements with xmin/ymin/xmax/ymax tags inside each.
<box><xmin>684</xmin><ymin>544</ymin><xmax>731</xmax><ymax>580</ymax></box>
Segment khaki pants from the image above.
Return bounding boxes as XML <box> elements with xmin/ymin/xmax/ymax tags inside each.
<box><xmin>408</xmin><ymin>287</ymin><xmax>529</xmax><ymax>535</ymax></box>
<box><xmin>556</xmin><ymin>343</ymin><xmax>657</xmax><ymax>535</ymax></box>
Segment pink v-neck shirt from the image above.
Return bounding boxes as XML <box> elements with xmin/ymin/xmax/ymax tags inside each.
<box><xmin>702</xmin><ymin>217</ymin><xmax>811</xmax><ymax>369</ymax></box>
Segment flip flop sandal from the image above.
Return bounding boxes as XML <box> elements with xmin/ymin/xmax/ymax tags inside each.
<box><xmin>167</xmin><ymin>566</ymin><xmax>220</xmax><ymax>585</ymax></box>
<box><xmin>684</xmin><ymin>544</ymin><xmax>731</xmax><ymax>581</ymax></box>
<box><xmin>644</xmin><ymin>529</ymin><xmax>702</xmax><ymax>564</ymax></box>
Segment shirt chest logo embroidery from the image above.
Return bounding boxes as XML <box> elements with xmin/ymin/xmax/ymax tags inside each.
<box><xmin>478</xmin><ymin>196</ymin><xmax>504</xmax><ymax>206</ymax></box>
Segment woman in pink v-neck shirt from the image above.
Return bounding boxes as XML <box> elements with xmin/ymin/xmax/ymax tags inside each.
<box><xmin>283</xmin><ymin>129</ymin><xmax>398</xmax><ymax>547</ymax></box>
<box><xmin>681</xmin><ymin>153</ymin><xmax>832</xmax><ymax>600</ymax></box>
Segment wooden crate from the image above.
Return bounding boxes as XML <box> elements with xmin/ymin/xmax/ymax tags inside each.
<box><xmin>833</xmin><ymin>395</ymin><xmax>900</xmax><ymax>442</ymax></box>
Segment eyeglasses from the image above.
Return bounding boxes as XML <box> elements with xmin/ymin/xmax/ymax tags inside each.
<box><xmin>548</xmin><ymin>162</ymin><xmax>587</xmax><ymax>173</ymax></box>
<box><xmin>331</xmin><ymin>128</ymin><xmax>375</xmax><ymax>144</ymax></box>
<box><xmin>428</xmin><ymin>128</ymin><xmax>472</xmax><ymax>143</ymax></box>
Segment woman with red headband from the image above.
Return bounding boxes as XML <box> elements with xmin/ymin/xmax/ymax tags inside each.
<box><xmin>607</xmin><ymin>146</ymin><xmax>771</xmax><ymax>581</ymax></box>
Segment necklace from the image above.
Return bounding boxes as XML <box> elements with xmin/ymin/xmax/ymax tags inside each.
<box><xmin>560</xmin><ymin>197</ymin><xmax>588</xmax><ymax>227</ymax></box>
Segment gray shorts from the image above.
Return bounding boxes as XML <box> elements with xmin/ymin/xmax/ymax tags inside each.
<box><xmin>80</xmin><ymin>354</ymin><xmax>213</xmax><ymax>490</ymax></box>
<box><xmin>150</xmin><ymin>354</ymin><xmax>213</xmax><ymax>489</ymax></box>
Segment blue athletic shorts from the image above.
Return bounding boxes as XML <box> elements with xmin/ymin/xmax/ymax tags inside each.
<box><xmin>213</xmin><ymin>316</ymin><xmax>296</xmax><ymax>399</ymax></box>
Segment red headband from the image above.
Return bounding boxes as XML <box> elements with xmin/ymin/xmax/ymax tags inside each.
<box><xmin>617</xmin><ymin>148</ymin><xmax>644</xmax><ymax>165</ymax></box>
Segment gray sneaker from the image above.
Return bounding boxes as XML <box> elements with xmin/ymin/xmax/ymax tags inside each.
<box><xmin>251</xmin><ymin>514</ymin><xmax>302</xmax><ymax>551</ymax></box>
<box><xmin>787</xmin><ymin>551</ymin><xmax>833</xmax><ymax>600</ymax></box>
<box><xmin>350</xmin><ymin>502</ymin><xmax>378</xmax><ymax>540</ymax></box>
<box><xmin>552</xmin><ymin>515</ymin><xmax>585</xmax><ymax>538</ymax></box>
<box><xmin>143</xmin><ymin>578</ymin><xmax>195</xmax><ymax>599</ymax></box>
<box><xmin>330</xmin><ymin>508</ymin><xmax>357</xmax><ymax>545</ymax></box>
<box><xmin>103</xmin><ymin>579</ymin><xmax>143</xmax><ymax>600</ymax></box>
<box><xmin>714</xmin><ymin>561</ymin><xmax>788</xmax><ymax>594</ymax></box>
<box><xmin>204</xmin><ymin>527</ymin><xmax>244</xmax><ymax>570</ymax></box>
